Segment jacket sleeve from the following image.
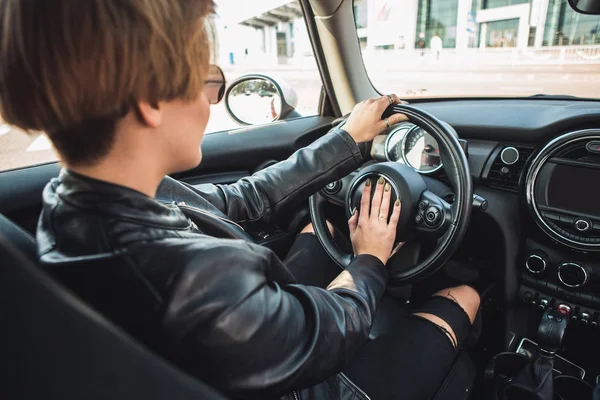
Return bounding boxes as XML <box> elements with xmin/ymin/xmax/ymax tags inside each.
<box><xmin>159</xmin><ymin>240</ymin><xmax>387</xmax><ymax>399</ymax></box>
<box><xmin>183</xmin><ymin>128</ymin><xmax>362</xmax><ymax>230</ymax></box>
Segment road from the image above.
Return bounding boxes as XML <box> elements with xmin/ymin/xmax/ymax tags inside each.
<box><xmin>2</xmin><ymin>63</ymin><xmax>600</xmax><ymax>171</ymax></box>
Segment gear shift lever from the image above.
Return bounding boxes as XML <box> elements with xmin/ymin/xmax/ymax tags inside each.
<box><xmin>537</xmin><ymin>306</ymin><xmax>569</xmax><ymax>356</ymax></box>
<box><xmin>495</xmin><ymin>307</ymin><xmax>570</xmax><ymax>399</ymax></box>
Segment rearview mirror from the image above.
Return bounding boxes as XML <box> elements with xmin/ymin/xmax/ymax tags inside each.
<box><xmin>568</xmin><ymin>0</ymin><xmax>600</xmax><ymax>15</ymax></box>
<box><xmin>224</xmin><ymin>75</ymin><xmax>299</xmax><ymax>126</ymax></box>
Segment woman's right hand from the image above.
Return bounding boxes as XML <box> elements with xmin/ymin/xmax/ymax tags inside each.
<box><xmin>348</xmin><ymin>176</ymin><xmax>402</xmax><ymax>265</ymax></box>
<box><xmin>343</xmin><ymin>94</ymin><xmax>407</xmax><ymax>144</ymax></box>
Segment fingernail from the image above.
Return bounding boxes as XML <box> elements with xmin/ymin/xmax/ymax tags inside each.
<box><xmin>384</xmin><ymin>183</ymin><xmax>391</xmax><ymax>192</ymax></box>
<box><xmin>377</xmin><ymin>177</ymin><xmax>385</xmax><ymax>185</ymax></box>
<box><xmin>395</xmin><ymin>199</ymin><xmax>400</xmax><ymax>206</ymax></box>
<box><xmin>365</xmin><ymin>179</ymin><xmax>371</xmax><ymax>187</ymax></box>
<box><xmin>352</xmin><ymin>207</ymin><xmax>357</xmax><ymax>216</ymax></box>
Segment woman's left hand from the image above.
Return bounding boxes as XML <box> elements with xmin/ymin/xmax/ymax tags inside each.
<box><xmin>343</xmin><ymin>94</ymin><xmax>408</xmax><ymax>143</ymax></box>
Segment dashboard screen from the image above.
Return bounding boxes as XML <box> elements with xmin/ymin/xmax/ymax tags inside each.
<box><xmin>547</xmin><ymin>164</ymin><xmax>600</xmax><ymax>217</ymax></box>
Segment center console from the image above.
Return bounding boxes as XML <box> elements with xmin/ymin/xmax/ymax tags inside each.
<box><xmin>520</xmin><ymin>129</ymin><xmax>600</xmax><ymax>326</ymax></box>
<box><xmin>519</xmin><ymin>239</ymin><xmax>600</xmax><ymax>327</ymax></box>
<box><xmin>508</xmin><ymin>129</ymin><xmax>600</xmax><ymax>390</ymax></box>
<box><xmin>486</xmin><ymin>308</ymin><xmax>595</xmax><ymax>399</ymax></box>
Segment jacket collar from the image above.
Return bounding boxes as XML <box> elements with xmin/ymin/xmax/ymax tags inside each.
<box><xmin>55</xmin><ymin>169</ymin><xmax>190</xmax><ymax>229</ymax></box>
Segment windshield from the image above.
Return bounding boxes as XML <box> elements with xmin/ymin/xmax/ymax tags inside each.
<box><xmin>355</xmin><ymin>0</ymin><xmax>600</xmax><ymax>98</ymax></box>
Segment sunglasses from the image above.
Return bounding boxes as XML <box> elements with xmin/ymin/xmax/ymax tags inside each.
<box><xmin>204</xmin><ymin>64</ymin><xmax>226</xmax><ymax>105</ymax></box>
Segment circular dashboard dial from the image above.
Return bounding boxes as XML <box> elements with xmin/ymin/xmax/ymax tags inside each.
<box><xmin>385</xmin><ymin>124</ymin><xmax>411</xmax><ymax>162</ymax></box>
<box><xmin>402</xmin><ymin>127</ymin><xmax>442</xmax><ymax>173</ymax></box>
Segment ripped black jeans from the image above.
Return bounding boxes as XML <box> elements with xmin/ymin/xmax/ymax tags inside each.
<box><xmin>284</xmin><ymin>233</ymin><xmax>481</xmax><ymax>400</ymax></box>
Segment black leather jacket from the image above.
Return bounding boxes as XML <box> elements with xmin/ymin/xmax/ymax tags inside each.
<box><xmin>37</xmin><ymin>128</ymin><xmax>387</xmax><ymax>400</ymax></box>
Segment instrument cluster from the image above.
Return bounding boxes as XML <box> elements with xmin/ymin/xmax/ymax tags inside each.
<box><xmin>371</xmin><ymin>123</ymin><xmax>443</xmax><ymax>174</ymax></box>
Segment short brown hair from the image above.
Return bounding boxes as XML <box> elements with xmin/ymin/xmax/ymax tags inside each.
<box><xmin>0</xmin><ymin>0</ymin><xmax>215</xmax><ymax>165</ymax></box>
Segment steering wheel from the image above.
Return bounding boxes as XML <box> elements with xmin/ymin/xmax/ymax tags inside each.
<box><xmin>309</xmin><ymin>104</ymin><xmax>472</xmax><ymax>285</ymax></box>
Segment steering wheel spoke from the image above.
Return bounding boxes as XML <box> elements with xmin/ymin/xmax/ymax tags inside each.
<box><xmin>414</xmin><ymin>190</ymin><xmax>453</xmax><ymax>238</ymax></box>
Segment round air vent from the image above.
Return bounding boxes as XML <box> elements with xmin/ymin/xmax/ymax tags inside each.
<box><xmin>525</xmin><ymin>129</ymin><xmax>600</xmax><ymax>251</ymax></box>
<box><xmin>500</xmin><ymin>147</ymin><xmax>520</xmax><ymax>165</ymax></box>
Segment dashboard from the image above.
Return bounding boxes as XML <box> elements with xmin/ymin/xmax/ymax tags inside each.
<box><xmin>432</xmin><ymin>99</ymin><xmax>600</xmax><ymax>326</ymax></box>
<box><xmin>366</xmin><ymin>99</ymin><xmax>600</xmax><ymax>327</ymax></box>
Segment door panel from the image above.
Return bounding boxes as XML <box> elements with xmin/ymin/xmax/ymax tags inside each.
<box><xmin>0</xmin><ymin>116</ymin><xmax>335</xmax><ymax>238</ymax></box>
<box><xmin>173</xmin><ymin>116</ymin><xmax>334</xmax><ymax>179</ymax></box>
<box><xmin>179</xmin><ymin>172</ymin><xmax>250</xmax><ymax>186</ymax></box>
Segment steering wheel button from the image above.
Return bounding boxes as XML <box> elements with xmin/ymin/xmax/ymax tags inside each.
<box><xmin>424</xmin><ymin>206</ymin><xmax>442</xmax><ymax>227</ymax></box>
<box><xmin>324</xmin><ymin>180</ymin><xmax>341</xmax><ymax>195</ymax></box>
<box><xmin>419</xmin><ymin>201</ymin><xmax>428</xmax><ymax>210</ymax></box>
<box><xmin>415</xmin><ymin>214</ymin><xmax>424</xmax><ymax>224</ymax></box>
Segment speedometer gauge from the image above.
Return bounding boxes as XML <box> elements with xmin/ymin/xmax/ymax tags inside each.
<box><xmin>402</xmin><ymin>127</ymin><xmax>443</xmax><ymax>173</ymax></box>
<box><xmin>384</xmin><ymin>123</ymin><xmax>412</xmax><ymax>162</ymax></box>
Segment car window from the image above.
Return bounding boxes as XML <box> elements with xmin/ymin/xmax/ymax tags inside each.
<box><xmin>355</xmin><ymin>0</ymin><xmax>600</xmax><ymax>99</ymax></box>
<box><xmin>0</xmin><ymin>123</ymin><xmax>57</xmax><ymax>172</ymax></box>
<box><xmin>206</xmin><ymin>0</ymin><xmax>320</xmax><ymax>133</ymax></box>
<box><xmin>0</xmin><ymin>0</ymin><xmax>321</xmax><ymax>172</ymax></box>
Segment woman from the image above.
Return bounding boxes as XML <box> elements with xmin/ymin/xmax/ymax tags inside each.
<box><xmin>0</xmin><ymin>1</ymin><xmax>480</xmax><ymax>399</ymax></box>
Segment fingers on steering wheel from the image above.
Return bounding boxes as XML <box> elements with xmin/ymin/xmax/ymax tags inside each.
<box><xmin>359</xmin><ymin>179</ymin><xmax>372</xmax><ymax>222</ymax></box>
<box><xmin>348</xmin><ymin>207</ymin><xmax>358</xmax><ymax>234</ymax></box>
<box><xmin>388</xmin><ymin>198</ymin><xmax>401</xmax><ymax>232</ymax></box>
<box><xmin>378</xmin><ymin>182</ymin><xmax>392</xmax><ymax>222</ymax></box>
<box><xmin>370</xmin><ymin>177</ymin><xmax>385</xmax><ymax>219</ymax></box>
<box><xmin>376</xmin><ymin>95</ymin><xmax>393</xmax><ymax>111</ymax></box>
<box><xmin>389</xmin><ymin>113</ymin><xmax>409</xmax><ymax>124</ymax></box>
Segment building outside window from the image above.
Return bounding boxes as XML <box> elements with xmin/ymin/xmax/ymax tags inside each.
<box><xmin>486</xmin><ymin>18</ymin><xmax>519</xmax><ymax>47</ymax></box>
<box><xmin>350</xmin><ymin>0</ymin><xmax>600</xmax><ymax>50</ymax></box>
<box><xmin>543</xmin><ymin>0</ymin><xmax>600</xmax><ymax>45</ymax></box>
<box><xmin>465</xmin><ymin>0</ymin><xmax>600</xmax><ymax>48</ymax></box>
<box><xmin>483</xmin><ymin>0</ymin><xmax>528</xmax><ymax>9</ymax></box>
<box><xmin>415</xmin><ymin>0</ymin><xmax>459</xmax><ymax>48</ymax></box>
<box><xmin>469</xmin><ymin>0</ymin><xmax>483</xmax><ymax>47</ymax></box>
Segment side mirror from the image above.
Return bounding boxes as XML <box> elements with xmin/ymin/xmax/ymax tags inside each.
<box><xmin>568</xmin><ymin>0</ymin><xmax>600</xmax><ymax>14</ymax></box>
<box><xmin>224</xmin><ymin>75</ymin><xmax>299</xmax><ymax>126</ymax></box>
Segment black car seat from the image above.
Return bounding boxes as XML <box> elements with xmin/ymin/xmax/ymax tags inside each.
<box><xmin>0</xmin><ymin>213</ymin><xmax>37</xmax><ymax>261</ymax></box>
<box><xmin>0</xmin><ymin>232</ymin><xmax>227</xmax><ymax>400</ymax></box>
<box><xmin>0</xmin><ymin>214</ymin><xmax>474</xmax><ymax>400</ymax></box>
